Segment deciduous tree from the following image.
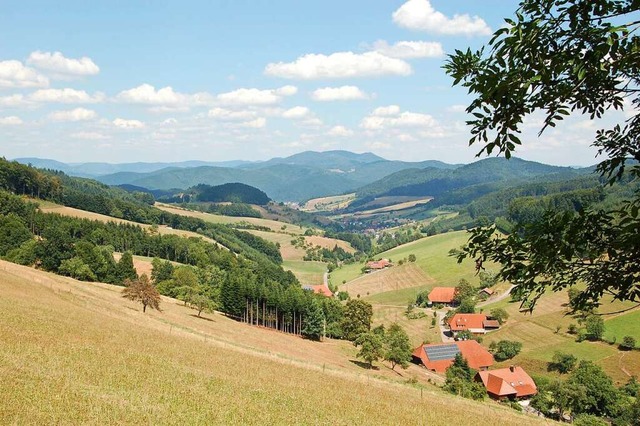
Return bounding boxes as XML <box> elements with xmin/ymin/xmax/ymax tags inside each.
<box><xmin>354</xmin><ymin>331</ymin><xmax>383</xmax><ymax>369</ymax></box>
<box><xmin>445</xmin><ymin>0</ymin><xmax>640</xmax><ymax>311</ymax></box>
<box><xmin>122</xmin><ymin>274</ymin><xmax>161</xmax><ymax>313</ymax></box>
<box><xmin>341</xmin><ymin>299</ymin><xmax>373</xmax><ymax>341</ymax></box>
<box><xmin>384</xmin><ymin>323</ymin><xmax>412</xmax><ymax>370</ymax></box>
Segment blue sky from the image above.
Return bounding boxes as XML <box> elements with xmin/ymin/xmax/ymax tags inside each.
<box><xmin>0</xmin><ymin>0</ymin><xmax>623</xmax><ymax>165</ymax></box>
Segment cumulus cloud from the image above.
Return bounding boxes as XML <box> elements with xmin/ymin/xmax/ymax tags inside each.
<box><xmin>116</xmin><ymin>84</ymin><xmax>213</xmax><ymax>107</ymax></box>
<box><xmin>27</xmin><ymin>51</ymin><xmax>99</xmax><ymax>78</ymax></box>
<box><xmin>242</xmin><ymin>117</ymin><xmax>267</xmax><ymax>128</ymax></box>
<box><xmin>311</xmin><ymin>86</ymin><xmax>369</xmax><ymax>101</ymax></box>
<box><xmin>217</xmin><ymin>86</ymin><xmax>297</xmax><ymax>105</ymax></box>
<box><xmin>0</xmin><ymin>116</ymin><xmax>23</xmax><ymax>125</ymax></box>
<box><xmin>264</xmin><ymin>51</ymin><xmax>412</xmax><ymax>79</ymax></box>
<box><xmin>361</xmin><ymin>107</ymin><xmax>442</xmax><ymax>133</ymax></box>
<box><xmin>113</xmin><ymin>118</ymin><xmax>145</xmax><ymax>128</ymax></box>
<box><xmin>49</xmin><ymin>107</ymin><xmax>96</xmax><ymax>121</ymax></box>
<box><xmin>446</xmin><ymin>104</ymin><xmax>467</xmax><ymax>113</ymax></box>
<box><xmin>327</xmin><ymin>125</ymin><xmax>354</xmax><ymax>137</ymax></box>
<box><xmin>371</xmin><ymin>105</ymin><xmax>401</xmax><ymax>117</ymax></box>
<box><xmin>0</xmin><ymin>94</ymin><xmax>30</xmax><ymax>108</ymax></box>
<box><xmin>29</xmin><ymin>88</ymin><xmax>105</xmax><ymax>103</ymax></box>
<box><xmin>70</xmin><ymin>131</ymin><xmax>109</xmax><ymax>140</ymax></box>
<box><xmin>370</xmin><ymin>40</ymin><xmax>444</xmax><ymax>59</ymax></box>
<box><xmin>282</xmin><ymin>106</ymin><xmax>310</xmax><ymax>119</ymax></box>
<box><xmin>208</xmin><ymin>107</ymin><xmax>257</xmax><ymax>121</ymax></box>
<box><xmin>392</xmin><ymin>0</ymin><xmax>492</xmax><ymax>36</ymax></box>
<box><xmin>0</xmin><ymin>60</ymin><xmax>49</xmax><ymax>89</ymax></box>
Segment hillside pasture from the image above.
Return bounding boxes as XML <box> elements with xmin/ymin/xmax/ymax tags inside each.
<box><xmin>480</xmin><ymin>290</ymin><xmax>640</xmax><ymax>385</ymax></box>
<box><xmin>282</xmin><ymin>260</ymin><xmax>327</xmax><ymax>285</ymax></box>
<box><xmin>0</xmin><ymin>261</ymin><xmax>546</xmax><ymax>425</ymax></box>
<box><xmin>246</xmin><ymin>230</ymin><xmax>307</xmax><ymax>261</ymax></box>
<box><xmin>155</xmin><ymin>203</ymin><xmax>306</xmax><ymax>234</ymax></box>
<box><xmin>604</xmin><ymin>308</ymin><xmax>640</xmax><ymax>346</ymax></box>
<box><xmin>302</xmin><ymin>193</ymin><xmax>356</xmax><ymax>212</ymax></box>
<box><xmin>355</xmin><ymin>197</ymin><xmax>433</xmax><ymax>215</ymax></box>
<box><xmin>305</xmin><ymin>235</ymin><xmax>356</xmax><ymax>253</ymax></box>
<box><xmin>340</xmin><ymin>263</ymin><xmax>434</xmax><ymax>299</ymax></box>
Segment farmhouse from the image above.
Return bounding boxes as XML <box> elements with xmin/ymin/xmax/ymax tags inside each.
<box><xmin>365</xmin><ymin>258</ymin><xmax>392</xmax><ymax>271</ymax></box>
<box><xmin>412</xmin><ymin>341</ymin><xmax>494</xmax><ymax>373</ymax></box>
<box><xmin>479</xmin><ymin>287</ymin><xmax>494</xmax><ymax>298</ymax></box>
<box><xmin>476</xmin><ymin>366</ymin><xmax>537</xmax><ymax>400</ymax></box>
<box><xmin>448</xmin><ymin>313</ymin><xmax>500</xmax><ymax>335</ymax></box>
<box><xmin>302</xmin><ymin>284</ymin><xmax>333</xmax><ymax>297</ymax></box>
<box><xmin>427</xmin><ymin>287</ymin><xmax>456</xmax><ymax>305</ymax></box>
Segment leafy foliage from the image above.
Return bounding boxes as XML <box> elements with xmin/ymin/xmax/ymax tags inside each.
<box><xmin>489</xmin><ymin>340</ymin><xmax>522</xmax><ymax>361</ymax></box>
<box><xmin>341</xmin><ymin>299</ymin><xmax>373</xmax><ymax>341</ymax></box>
<box><xmin>445</xmin><ymin>0</ymin><xmax>640</xmax><ymax>310</ymax></box>
<box><xmin>444</xmin><ymin>354</ymin><xmax>486</xmax><ymax>400</ymax></box>
<box><xmin>548</xmin><ymin>352</ymin><xmax>578</xmax><ymax>374</ymax></box>
<box><xmin>383</xmin><ymin>323</ymin><xmax>412</xmax><ymax>370</ymax></box>
<box><xmin>354</xmin><ymin>331</ymin><xmax>383</xmax><ymax>369</ymax></box>
<box><xmin>122</xmin><ymin>274</ymin><xmax>161</xmax><ymax>313</ymax></box>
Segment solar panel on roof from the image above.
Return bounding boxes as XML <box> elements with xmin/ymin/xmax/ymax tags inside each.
<box><xmin>424</xmin><ymin>344</ymin><xmax>460</xmax><ymax>361</ymax></box>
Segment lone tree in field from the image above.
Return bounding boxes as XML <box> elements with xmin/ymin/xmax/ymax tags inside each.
<box><xmin>122</xmin><ymin>274</ymin><xmax>161</xmax><ymax>313</ymax></box>
<box><xmin>384</xmin><ymin>323</ymin><xmax>412</xmax><ymax>371</ymax></box>
<box><xmin>445</xmin><ymin>0</ymin><xmax>640</xmax><ymax>311</ymax></box>
<box><xmin>355</xmin><ymin>331</ymin><xmax>384</xmax><ymax>369</ymax></box>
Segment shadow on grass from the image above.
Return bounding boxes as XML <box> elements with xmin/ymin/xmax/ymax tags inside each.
<box><xmin>349</xmin><ymin>359</ymin><xmax>379</xmax><ymax>370</ymax></box>
<box><xmin>189</xmin><ymin>314</ymin><xmax>215</xmax><ymax>322</ymax></box>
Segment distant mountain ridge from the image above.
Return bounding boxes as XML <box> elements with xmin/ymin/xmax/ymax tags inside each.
<box><xmin>16</xmin><ymin>151</ymin><xmax>460</xmax><ymax>201</ymax></box>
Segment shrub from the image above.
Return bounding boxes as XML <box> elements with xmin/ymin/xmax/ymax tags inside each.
<box><xmin>490</xmin><ymin>340</ymin><xmax>522</xmax><ymax>361</ymax></box>
<box><xmin>620</xmin><ymin>336</ymin><xmax>637</xmax><ymax>350</ymax></box>
<box><xmin>548</xmin><ymin>352</ymin><xmax>577</xmax><ymax>374</ymax></box>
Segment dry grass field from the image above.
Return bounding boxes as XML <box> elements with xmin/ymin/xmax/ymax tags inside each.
<box><xmin>155</xmin><ymin>203</ymin><xmax>306</xmax><ymax>234</ymax></box>
<box><xmin>0</xmin><ymin>260</ymin><xmax>548</xmax><ymax>425</ymax></box>
<box><xmin>340</xmin><ymin>263</ymin><xmax>435</xmax><ymax>299</ymax></box>
<box><xmin>301</xmin><ymin>193</ymin><xmax>356</xmax><ymax>212</ymax></box>
<box><xmin>305</xmin><ymin>235</ymin><xmax>356</xmax><ymax>253</ymax></box>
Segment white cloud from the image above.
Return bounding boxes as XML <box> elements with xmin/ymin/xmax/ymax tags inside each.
<box><xmin>327</xmin><ymin>125</ymin><xmax>353</xmax><ymax>137</ymax></box>
<box><xmin>368</xmin><ymin>141</ymin><xmax>392</xmax><ymax>150</ymax></box>
<box><xmin>113</xmin><ymin>118</ymin><xmax>145</xmax><ymax>129</ymax></box>
<box><xmin>372</xmin><ymin>105</ymin><xmax>401</xmax><ymax>117</ymax></box>
<box><xmin>370</xmin><ymin>40</ymin><xmax>444</xmax><ymax>59</ymax></box>
<box><xmin>116</xmin><ymin>84</ymin><xmax>213</xmax><ymax>107</ymax></box>
<box><xmin>302</xmin><ymin>117</ymin><xmax>323</xmax><ymax>127</ymax></box>
<box><xmin>208</xmin><ymin>107</ymin><xmax>257</xmax><ymax>121</ymax></box>
<box><xmin>242</xmin><ymin>117</ymin><xmax>267</xmax><ymax>128</ymax></box>
<box><xmin>27</xmin><ymin>51</ymin><xmax>99</xmax><ymax>77</ymax></box>
<box><xmin>49</xmin><ymin>107</ymin><xmax>96</xmax><ymax>121</ymax></box>
<box><xmin>71</xmin><ymin>131</ymin><xmax>109</xmax><ymax>140</ymax></box>
<box><xmin>392</xmin><ymin>0</ymin><xmax>492</xmax><ymax>36</ymax></box>
<box><xmin>217</xmin><ymin>86</ymin><xmax>297</xmax><ymax>105</ymax></box>
<box><xmin>162</xmin><ymin>118</ymin><xmax>177</xmax><ymax>125</ymax></box>
<box><xmin>0</xmin><ymin>94</ymin><xmax>30</xmax><ymax>107</ymax></box>
<box><xmin>117</xmin><ymin>84</ymin><xmax>182</xmax><ymax>104</ymax></box>
<box><xmin>397</xmin><ymin>134</ymin><xmax>417</xmax><ymax>142</ymax></box>
<box><xmin>0</xmin><ymin>60</ymin><xmax>49</xmax><ymax>89</ymax></box>
<box><xmin>29</xmin><ymin>88</ymin><xmax>105</xmax><ymax>103</ymax></box>
<box><xmin>0</xmin><ymin>116</ymin><xmax>23</xmax><ymax>125</ymax></box>
<box><xmin>311</xmin><ymin>85</ymin><xmax>369</xmax><ymax>101</ymax></box>
<box><xmin>275</xmin><ymin>85</ymin><xmax>298</xmax><ymax>96</ymax></box>
<box><xmin>361</xmin><ymin>108</ymin><xmax>441</xmax><ymax>132</ymax></box>
<box><xmin>265</xmin><ymin>51</ymin><xmax>412</xmax><ymax>80</ymax></box>
<box><xmin>282</xmin><ymin>106</ymin><xmax>310</xmax><ymax>119</ymax></box>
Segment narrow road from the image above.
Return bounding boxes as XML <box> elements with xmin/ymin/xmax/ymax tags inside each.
<box><xmin>477</xmin><ymin>284</ymin><xmax>516</xmax><ymax>308</ymax></box>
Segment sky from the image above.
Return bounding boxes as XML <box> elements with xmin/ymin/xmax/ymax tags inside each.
<box><xmin>0</xmin><ymin>0</ymin><xmax>630</xmax><ymax>166</ymax></box>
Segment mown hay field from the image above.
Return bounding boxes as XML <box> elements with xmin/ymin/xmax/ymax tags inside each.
<box><xmin>0</xmin><ymin>261</ymin><xmax>548</xmax><ymax>425</ymax></box>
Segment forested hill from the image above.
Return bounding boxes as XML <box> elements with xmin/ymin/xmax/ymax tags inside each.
<box><xmin>159</xmin><ymin>183</ymin><xmax>271</xmax><ymax>205</ymax></box>
<box><xmin>347</xmin><ymin>157</ymin><xmax>590</xmax><ymax>211</ymax></box>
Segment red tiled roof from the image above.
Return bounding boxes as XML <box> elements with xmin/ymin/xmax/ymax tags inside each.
<box><xmin>412</xmin><ymin>340</ymin><xmax>494</xmax><ymax>373</ymax></box>
<box><xmin>483</xmin><ymin>319</ymin><xmax>501</xmax><ymax>329</ymax></box>
<box><xmin>448</xmin><ymin>314</ymin><xmax>487</xmax><ymax>331</ymax></box>
<box><xmin>480</xmin><ymin>287</ymin><xmax>494</xmax><ymax>295</ymax></box>
<box><xmin>477</xmin><ymin>367</ymin><xmax>538</xmax><ymax>398</ymax></box>
<box><xmin>428</xmin><ymin>287</ymin><xmax>456</xmax><ymax>304</ymax></box>
<box><xmin>366</xmin><ymin>259</ymin><xmax>391</xmax><ymax>269</ymax></box>
<box><xmin>312</xmin><ymin>284</ymin><xmax>333</xmax><ymax>297</ymax></box>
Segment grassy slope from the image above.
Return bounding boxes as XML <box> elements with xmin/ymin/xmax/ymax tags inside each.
<box><xmin>333</xmin><ymin>231</ymin><xmax>486</xmax><ymax>306</ymax></box>
<box><xmin>0</xmin><ymin>261</ymin><xmax>546</xmax><ymax>425</ymax></box>
<box><xmin>481</xmin><ymin>292</ymin><xmax>640</xmax><ymax>385</ymax></box>
<box><xmin>604</xmin><ymin>309</ymin><xmax>640</xmax><ymax>345</ymax></box>
<box><xmin>155</xmin><ymin>203</ymin><xmax>306</xmax><ymax>234</ymax></box>
<box><xmin>282</xmin><ymin>260</ymin><xmax>327</xmax><ymax>285</ymax></box>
